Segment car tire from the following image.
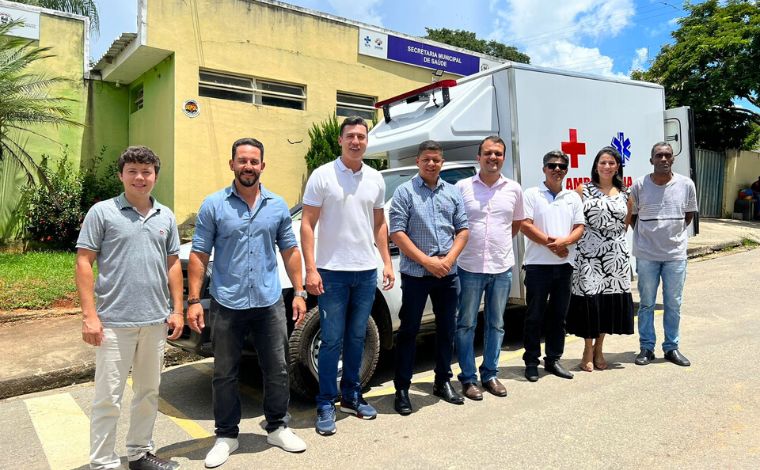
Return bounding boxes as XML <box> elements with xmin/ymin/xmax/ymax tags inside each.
<box><xmin>288</xmin><ymin>305</ymin><xmax>381</xmax><ymax>400</ymax></box>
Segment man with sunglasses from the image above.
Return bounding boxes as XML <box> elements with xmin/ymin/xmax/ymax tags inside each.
<box><xmin>520</xmin><ymin>150</ymin><xmax>585</xmax><ymax>382</ymax></box>
<box><xmin>455</xmin><ymin>136</ymin><xmax>525</xmax><ymax>400</ymax></box>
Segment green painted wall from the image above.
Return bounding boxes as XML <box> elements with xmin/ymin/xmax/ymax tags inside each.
<box><xmin>82</xmin><ymin>80</ymin><xmax>129</xmax><ymax>181</ymax></box>
<box><xmin>127</xmin><ymin>56</ymin><xmax>175</xmax><ymax>208</ymax></box>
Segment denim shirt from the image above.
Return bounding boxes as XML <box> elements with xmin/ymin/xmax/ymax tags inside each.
<box><xmin>192</xmin><ymin>183</ymin><xmax>297</xmax><ymax>309</ymax></box>
<box><xmin>389</xmin><ymin>175</ymin><xmax>468</xmax><ymax>277</ymax></box>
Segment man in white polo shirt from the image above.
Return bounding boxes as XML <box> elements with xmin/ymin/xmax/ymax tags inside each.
<box><xmin>520</xmin><ymin>150</ymin><xmax>585</xmax><ymax>382</ymax></box>
<box><xmin>301</xmin><ymin>116</ymin><xmax>394</xmax><ymax>435</ymax></box>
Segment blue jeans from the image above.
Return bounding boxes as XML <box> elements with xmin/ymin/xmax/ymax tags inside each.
<box><xmin>394</xmin><ymin>274</ymin><xmax>459</xmax><ymax>390</ymax></box>
<box><xmin>456</xmin><ymin>268</ymin><xmax>512</xmax><ymax>384</ymax></box>
<box><xmin>211</xmin><ymin>297</ymin><xmax>289</xmax><ymax>436</ymax></box>
<box><xmin>636</xmin><ymin>259</ymin><xmax>687</xmax><ymax>353</ymax></box>
<box><xmin>316</xmin><ymin>268</ymin><xmax>376</xmax><ymax>408</ymax></box>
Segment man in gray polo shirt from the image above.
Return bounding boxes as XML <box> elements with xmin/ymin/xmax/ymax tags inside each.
<box><xmin>76</xmin><ymin>146</ymin><xmax>183</xmax><ymax>470</ymax></box>
<box><xmin>631</xmin><ymin>141</ymin><xmax>698</xmax><ymax>367</ymax></box>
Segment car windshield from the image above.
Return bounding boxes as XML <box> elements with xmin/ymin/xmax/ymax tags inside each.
<box><xmin>291</xmin><ymin>165</ymin><xmax>477</xmax><ymax>221</ymax></box>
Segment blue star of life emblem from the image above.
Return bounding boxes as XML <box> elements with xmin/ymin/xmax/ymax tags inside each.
<box><xmin>611</xmin><ymin>132</ymin><xmax>631</xmax><ymax>166</ymax></box>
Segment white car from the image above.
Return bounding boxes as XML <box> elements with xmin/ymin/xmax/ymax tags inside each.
<box><xmin>171</xmin><ymin>161</ymin><xmax>479</xmax><ymax>398</ymax></box>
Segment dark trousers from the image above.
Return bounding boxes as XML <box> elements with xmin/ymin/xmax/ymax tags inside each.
<box><xmin>211</xmin><ymin>297</ymin><xmax>289</xmax><ymax>436</ymax></box>
<box><xmin>522</xmin><ymin>264</ymin><xmax>573</xmax><ymax>366</ymax></box>
<box><xmin>394</xmin><ymin>273</ymin><xmax>459</xmax><ymax>390</ymax></box>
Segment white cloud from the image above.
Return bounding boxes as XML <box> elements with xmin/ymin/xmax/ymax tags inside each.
<box><xmin>490</xmin><ymin>0</ymin><xmax>635</xmax><ymax>77</ymax></box>
<box><xmin>328</xmin><ymin>0</ymin><xmax>384</xmax><ymax>26</ymax></box>
<box><xmin>629</xmin><ymin>47</ymin><xmax>648</xmax><ymax>73</ymax></box>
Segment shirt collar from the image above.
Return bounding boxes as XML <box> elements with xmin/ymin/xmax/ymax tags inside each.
<box><xmin>413</xmin><ymin>174</ymin><xmax>444</xmax><ymax>190</ymax></box>
<box><xmin>474</xmin><ymin>172</ymin><xmax>507</xmax><ymax>188</ymax></box>
<box><xmin>539</xmin><ymin>181</ymin><xmax>566</xmax><ymax>198</ymax></box>
<box><xmin>336</xmin><ymin>157</ymin><xmax>363</xmax><ymax>175</ymax></box>
<box><xmin>116</xmin><ymin>193</ymin><xmax>158</xmax><ymax>211</ymax></box>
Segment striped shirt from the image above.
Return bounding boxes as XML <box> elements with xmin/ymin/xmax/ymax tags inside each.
<box><xmin>389</xmin><ymin>174</ymin><xmax>468</xmax><ymax>277</ymax></box>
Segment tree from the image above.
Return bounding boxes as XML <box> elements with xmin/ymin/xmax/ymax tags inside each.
<box><xmin>304</xmin><ymin>115</ymin><xmax>387</xmax><ymax>173</ymax></box>
<box><xmin>0</xmin><ymin>19</ymin><xmax>77</xmax><ymax>184</ymax></box>
<box><xmin>635</xmin><ymin>0</ymin><xmax>759</xmax><ymax>150</ymax></box>
<box><xmin>425</xmin><ymin>28</ymin><xmax>530</xmax><ymax>64</ymax></box>
<box><xmin>12</xmin><ymin>0</ymin><xmax>99</xmax><ymax>33</ymax></box>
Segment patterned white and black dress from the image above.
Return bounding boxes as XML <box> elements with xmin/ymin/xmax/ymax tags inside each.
<box><xmin>566</xmin><ymin>184</ymin><xmax>634</xmax><ymax>338</ymax></box>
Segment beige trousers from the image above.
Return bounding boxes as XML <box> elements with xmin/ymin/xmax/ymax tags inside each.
<box><xmin>89</xmin><ymin>323</ymin><xmax>166</xmax><ymax>469</ymax></box>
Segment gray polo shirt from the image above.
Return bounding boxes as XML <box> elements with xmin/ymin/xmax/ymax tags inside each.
<box><xmin>76</xmin><ymin>193</ymin><xmax>180</xmax><ymax>327</ymax></box>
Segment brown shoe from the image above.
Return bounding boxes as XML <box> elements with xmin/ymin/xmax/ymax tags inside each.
<box><xmin>461</xmin><ymin>382</ymin><xmax>483</xmax><ymax>401</ymax></box>
<box><xmin>482</xmin><ymin>378</ymin><xmax>507</xmax><ymax>397</ymax></box>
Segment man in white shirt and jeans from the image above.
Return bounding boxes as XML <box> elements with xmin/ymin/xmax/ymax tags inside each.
<box><xmin>630</xmin><ymin>141</ymin><xmax>697</xmax><ymax>367</ymax></box>
<box><xmin>301</xmin><ymin>116</ymin><xmax>394</xmax><ymax>435</ymax></box>
<box><xmin>455</xmin><ymin>136</ymin><xmax>525</xmax><ymax>400</ymax></box>
<box><xmin>520</xmin><ymin>150</ymin><xmax>585</xmax><ymax>382</ymax></box>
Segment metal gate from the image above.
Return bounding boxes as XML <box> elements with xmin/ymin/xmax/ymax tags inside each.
<box><xmin>695</xmin><ymin>148</ymin><xmax>725</xmax><ymax>218</ymax></box>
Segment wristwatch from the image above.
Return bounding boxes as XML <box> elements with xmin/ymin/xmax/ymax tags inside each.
<box><xmin>294</xmin><ymin>290</ymin><xmax>308</xmax><ymax>300</ymax></box>
<box><xmin>187</xmin><ymin>298</ymin><xmax>201</xmax><ymax>305</ymax></box>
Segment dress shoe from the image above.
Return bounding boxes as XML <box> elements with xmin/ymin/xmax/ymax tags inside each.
<box><xmin>634</xmin><ymin>348</ymin><xmax>655</xmax><ymax>366</ymax></box>
<box><xmin>461</xmin><ymin>382</ymin><xmax>483</xmax><ymax>401</ymax></box>
<box><xmin>525</xmin><ymin>365</ymin><xmax>539</xmax><ymax>382</ymax></box>
<box><xmin>545</xmin><ymin>361</ymin><xmax>574</xmax><ymax>379</ymax></box>
<box><xmin>129</xmin><ymin>452</ymin><xmax>180</xmax><ymax>470</ymax></box>
<box><xmin>432</xmin><ymin>381</ymin><xmax>465</xmax><ymax>405</ymax></box>
<box><xmin>664</xmin><ymin>349</ymin><xmax>691</xmax><ymax>367</ymax></box>
<box><xmin>481</xmin><ymin>378</ymin><xmax>507</xmax><ymax>397</ymax></box>
<box><xmin>394</xmin><ymin>390</ymin><xmax>413</xmax><ymax>415</ymax></box>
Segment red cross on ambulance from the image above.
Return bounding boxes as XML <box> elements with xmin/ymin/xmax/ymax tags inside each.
<box><xmin>561</xmin><ymin>129</ymin><xmax>586</xmax><ymax>168</ymax></box>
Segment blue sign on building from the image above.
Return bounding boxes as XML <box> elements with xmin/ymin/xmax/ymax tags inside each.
<box><xmin>386</xmin><ymin>35</ymin><xmax>481</xmax><ymax>76</ymax></box>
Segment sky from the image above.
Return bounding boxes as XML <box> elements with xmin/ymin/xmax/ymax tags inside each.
<box><xmin>90</xmin><ymin>0</ymin><xmax>687</xmax><ymax>78</ymax></box>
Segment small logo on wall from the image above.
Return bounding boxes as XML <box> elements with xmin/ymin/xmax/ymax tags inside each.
<box><xmin>374</xmin><ymin>38</ymin><xmax>383</xmax><ymax>47</ymax></box>
<box><xmin>183</xmin><ymin>99</ymin><xmax>200</xmax><ymax>118</ymax></box>
<box><xmin>0</xmin><ymin>13</ymin><xmax>12</xmax><ymax>26</ymax></box>
<box><xmin>364</xmin><ymin>35</ymin><xmax>371</xmax><ymax>47</ymax></box>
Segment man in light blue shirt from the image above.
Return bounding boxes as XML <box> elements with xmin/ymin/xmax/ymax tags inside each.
<box><xmin>187</xmin><ymin>138</ymin><xmax>308</xmax><ymax>467</ymax></box>
<box><xmin>389</xmin><ymin>140</ymin><xmax>469</xmax><ymax>415</ymax></box>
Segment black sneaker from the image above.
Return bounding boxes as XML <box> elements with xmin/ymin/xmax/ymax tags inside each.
<box><xmin>128</xmin><ymin>452</ymin><xmax>180</xmax><ymax>470</ymax></box>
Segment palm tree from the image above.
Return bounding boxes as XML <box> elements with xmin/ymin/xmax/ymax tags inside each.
<box><xmin>0</xmin><ymin>19</ymin><xmax>77</xmax><ymax>184</ymax></box>
<box><xmin>12</xmin><ymin>0</ymin><xmax>99</xmax><ymax>33</ymax></box>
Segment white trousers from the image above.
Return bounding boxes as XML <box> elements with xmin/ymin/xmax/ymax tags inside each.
<box><xmin>89</xmin><ymin>323</ymin><xmax>166</xmax><ymax>469</ymax></box>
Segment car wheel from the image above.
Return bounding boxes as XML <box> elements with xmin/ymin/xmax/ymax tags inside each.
<box><xmin>288</xmin><ymin>305</ymin><xmax>381</xmax><ymax>400</ymax></box>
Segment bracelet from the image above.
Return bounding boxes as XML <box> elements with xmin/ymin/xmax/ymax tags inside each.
<box><xmin>187</xmin><ymin>298</ymin><xmax>201</xmax><ymax>305</ymax></box>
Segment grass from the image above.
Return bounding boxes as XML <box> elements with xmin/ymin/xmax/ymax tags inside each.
<box><xmin>0</xmin><ymin>251</ymin><xmax>80</xmax><ymax>310</ymax></box>
<box><xmin>741</xmin><ymin>238</ymin><xmax>759</xmax><ymax>248</ymax></box>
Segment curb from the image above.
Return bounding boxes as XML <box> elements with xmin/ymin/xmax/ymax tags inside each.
<box><xmin>687</xmin><ymin>240</ymin><xmax>744</xmax><ymax>259</ymax></box>
<box><xmin>0</xmin><ymin>346</ymin><xmax>202</xmax><ymax>401</ymax></box>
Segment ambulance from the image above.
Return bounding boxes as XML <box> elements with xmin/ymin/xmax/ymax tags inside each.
<box><xmin>365</xmin><ymin>61</ymin><xmax>698</xmax><ymax>301</ymax></box>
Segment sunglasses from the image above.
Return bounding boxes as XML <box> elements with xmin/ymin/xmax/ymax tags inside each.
<box><xmin>545</xmin><ymin>162</ymin><xmax>568</xmax><ymax>171</ymax></box>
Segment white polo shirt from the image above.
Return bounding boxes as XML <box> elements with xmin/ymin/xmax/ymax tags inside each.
<box><xmin>523</xmin><ymin>182</ymin><xmax>585</xmax><ymax>266</ymax></box>
<box><xmin>302</xmin><ymin>157</ymin><xmax>385</xmax><ymax>271</ymax></box>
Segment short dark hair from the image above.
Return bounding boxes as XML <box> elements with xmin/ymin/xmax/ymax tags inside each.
<box><xmin>231</xmin><ymin>138</ymin><xmax>265</xmax><ymax>161</ymax></box>
<box><xmin>478</xmin><ymin>135</ymin><xmax>506</xmax><ymax>155</ymax></box>
<box><xmin>339</xmin><ymin>116</ymin><xmax>369</xmax><ymax>136</ymax></box>
<box><xmin>417</xmin><ymin>140</ymin><xmax>443</xmax><ymax>156</ymax></box>
<box><xmin>118</xmin><ymin>146</ymin><xmax>160</xmax><ymax>175</ymax></box>
<box><xmin>542</xmin><ymin>150</ymin><xmax>569</xmax><ymax>166</ymax></box>
<box><xmin>591</xmin><ymin>146</ymin><xmax>626</xmax><ymax>190</ymax></box>
<box><xmin>650</xmin><ymin>141</ymin><xmax>673</xmax><ymax>158</ymax></box>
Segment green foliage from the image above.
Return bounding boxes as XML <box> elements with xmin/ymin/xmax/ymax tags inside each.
<box><xmin>20</xmin><ymin>146</ymin><xmax>121</xmax><ymax>250</ymax></box>
<box><xmin>304</xmin><ymin>115</ymin><xmax>388</xmax><ymax>173</ymax></box>
<box><xmin>13</xmin><ymin>0</ymin><xmax>100</xmax><ymax>33</ymax></box>
<box><xmin>0</xmin><ymin>19</ymin><xmax>78</xmax><ymax>185</ymax></box>
<box><xmin>0</xmin><ymin>251</ymin><xmax>79</xmax><ymax>309</ymax></box>
<box><xmin>637</xmin><ymin>0</ymin><xmax>760</xmax><ymax>150</ymax></box>
<box><xmin>21</xmin><ymin>151</ymin><xmax>84</xmax><ymax>249</ymax></box>
<box><xmin>424</xmin><ymin>28</ymin><xmax>530</xmax><ymax>64</ymax></box>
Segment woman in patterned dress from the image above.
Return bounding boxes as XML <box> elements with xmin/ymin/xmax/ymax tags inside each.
<box><xmin>567</xmin><ymin>147</ymin><xmax>634</xmax><ymax>372</ymax></box>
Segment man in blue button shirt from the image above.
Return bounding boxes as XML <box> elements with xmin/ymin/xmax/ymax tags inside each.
<box><xmin>187</xmin><ymin>138</ymin><xmax>308</xmax><ymax>467</ymax></box>
<box><xmin>389</xmin><ymin>140</ymin><xmax>469</xmax><ymax>415</ymax></box>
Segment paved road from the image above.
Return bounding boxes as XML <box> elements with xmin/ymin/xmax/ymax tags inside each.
<box><xmin>2</xmin><ymin>248</ymin><xmax>759</xmax><ymax>469</ymax></box>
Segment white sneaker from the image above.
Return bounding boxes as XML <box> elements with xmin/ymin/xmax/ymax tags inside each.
<box><xmin>267</xmin><ymin>426</ymin><xmax>307</xmax><ymax>453</ymax></box>
<box><xmin>204</xmin><ymin>437</ymin><xmax>238</xmax><ymax>468</ymax></box>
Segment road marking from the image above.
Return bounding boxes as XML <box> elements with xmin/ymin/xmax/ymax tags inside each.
<box><xmin>25</xmin><ymin>393</ymin><xmax>90</xmax><ymax>470</ymax></box>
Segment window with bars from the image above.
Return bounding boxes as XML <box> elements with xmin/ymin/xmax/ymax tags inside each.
<box><xmin>131</xmin><ymin>85</ymin><xmax>144</xmax><ymax>113</ymax></box>
<box><xmin>336</xmin><ymin>92</ymin><xmax>376</xmax><ymax>120</ymax></box>
<box><xmin>198</xmin><ymin>69</ymin><xmax>305</xmax><ymax>110</ymax></box>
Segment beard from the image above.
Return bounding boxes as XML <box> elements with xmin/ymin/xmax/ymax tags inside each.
<box><xmin>235</xmin><ymin>170</ymin><xmax>260</xmax><ymax>187</ymax></box>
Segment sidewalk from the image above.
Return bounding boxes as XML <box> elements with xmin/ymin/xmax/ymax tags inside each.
<box><xmin>2</xmin><ymin>217</ymin><xmax>760</xmax><ymax>400</ymax></box>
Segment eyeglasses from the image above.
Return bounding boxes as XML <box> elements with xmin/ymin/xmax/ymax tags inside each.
<box><xmin>545</xmin><ymin>162</ymin><xmax>568</xmax><ymax>171</ymax></box>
